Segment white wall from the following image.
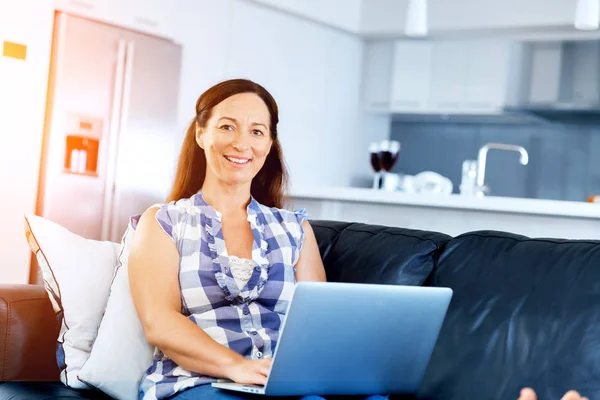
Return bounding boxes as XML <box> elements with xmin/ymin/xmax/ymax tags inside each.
<box><xmin>225</xmin><ymin>0</ymin><xmax>366</xmax><ymax>191</ymax></box>
<box><xmin>247</xmin><ymin>0</ymin><xmax>363</xmax><ymax>34</ymax></box>
<box><xmin>0</xmin><ymin>0</ymin><xmax>55</xmax><ymax>283</ymax></box>
<box><xmin>171</xmin><ymin>0</ymin><xmax>233</xmax><ymax>145</ymax></box>
<box><xmin>0</xmin><ymin>0</ymin><xmax>373</xmax><ymax>283</ymax></box>
<box><xmin>176</xmin><ymin>0</ymin><xmax>373</xmax><ymax>192</ymax></box>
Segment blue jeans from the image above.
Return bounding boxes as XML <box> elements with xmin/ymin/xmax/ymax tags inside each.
<box><xmin>169</xmin><ymin>384</ymin><xmax>389</xmax><ymax>399</ymax></box>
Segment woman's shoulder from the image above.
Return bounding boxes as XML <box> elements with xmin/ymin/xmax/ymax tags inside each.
<box><xmin>256</xmin><ymin>202</ymin><xmax>308</xmax><ymax>225</ymax></box>
<box><xmin>131</xmin><ymin>194</ymin><xmax>200</xmax><ymax>229</ymax></box>
<box><xmin>131</xmin><ymin>194</ymin><xmax>203</xmax><ymax>244</ymax></box>
<box><xmin>146</xmin><ymin>193</ymin><xmax>205</xmax><ymax>219</ymax></box>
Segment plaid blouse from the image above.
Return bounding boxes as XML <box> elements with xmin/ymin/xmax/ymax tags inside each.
<box><xmin>137</xmin><ymin>191</ymin><xmax>307</xmax><ymax>400</ymax></box>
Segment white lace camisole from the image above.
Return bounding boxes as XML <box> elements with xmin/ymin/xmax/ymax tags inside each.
<box><xmin>228</xmin><ymin>256</ymin><xmax>257</xmax><ymax>289</ymax></box>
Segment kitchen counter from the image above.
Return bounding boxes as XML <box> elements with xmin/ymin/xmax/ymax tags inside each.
<box><xmin>288</xmin><ymin>187</ymin><xmax>600</xmax><ymax>240</ymax></box>
<box><xmin>290</xmin><ymin>186</ymin><xmax>600</xmax><ymax>219</ymax></box>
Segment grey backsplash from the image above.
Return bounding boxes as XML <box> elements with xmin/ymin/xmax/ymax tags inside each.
<box><xmin>390</xmin><ymin>119</ymin><xmax>600</xmax><ymax>201</ymax></box>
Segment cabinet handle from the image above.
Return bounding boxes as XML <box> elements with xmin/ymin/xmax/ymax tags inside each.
<box><xmin>135</xmin><ymin>16</ymin><xmax>159</xmax><ymax>27</ymax></box>
<box><xmin>393</xmin><ymin>100</ymin><xmax>421</xmax><ymax>107</ymax></box>
<box><xmin>69</xmin><ymin>0</ymin><xmax>94</xmax><ymax>9</ymax></box>
<box><xmin>368</xmin><ymin>101</ymin><xmax>390</xmax><ymax>108</ymax></box>
<box><xmin>436</xmin><ymin>101</ymin><xmax>462</xmax><ymax>108</ymax></box>
<box><xmin>466</xmin><ymin>101</ymin><xmax>494</xmax><ymax>108</ymax></box>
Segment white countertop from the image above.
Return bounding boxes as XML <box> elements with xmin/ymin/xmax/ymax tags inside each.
<box><xmin>290</xmin><ymin>186</ymin><xmax>600</xmax><ymax>219</ymax></box>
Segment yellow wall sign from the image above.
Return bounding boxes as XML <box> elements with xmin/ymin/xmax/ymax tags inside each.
<box><xmin>3</xmin><ymin>41</ymin><xmax>27</xmax><ymax>60</ymax></box>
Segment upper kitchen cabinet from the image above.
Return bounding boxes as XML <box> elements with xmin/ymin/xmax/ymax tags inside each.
<box><xmin>363</xmin><ymin>41</ymin><xmax>433</xmax><ymax>113</ymax></box>
<box><xmin>363</xmin><ymin>41</ymin><xmax>395</xmax><ymax>112</ymax></box>
<box><xmin>126</xmin><ymin>0</ymin><xmax>176</xmax><ymax>39</ymax></box>
<box><xmin>54</xmin><ymin>0</ymin><xmax>109</xmax><ymax>22</ymax></box>
<box><xmin>390</xmin><ymin>41</ymin><xmax>433</xmax><ymax>112</ymax></box>
<box><xmin>54</xmin><ymin>0</ymin><xmax>176</xmax><ymax>40</ymax></box>
<box><xmin>362</xmin><ymin>39</ymin><xmax>523</xmax><ymax>115</ymax></box>
<box><xmin>428</xmin><ymin>41</ymin><xmax>468</xmax><ymax>112</ymax></box>
<box><xmin>515</xmin><ymin>40</ymin><xmax>600</xmax><ymax>110</ymax></box>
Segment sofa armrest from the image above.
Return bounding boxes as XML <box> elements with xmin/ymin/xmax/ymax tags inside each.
<box><xmin>0</xmin><ymin>284</ymin><xmax>59</xmax><ymax>381</ymax></box>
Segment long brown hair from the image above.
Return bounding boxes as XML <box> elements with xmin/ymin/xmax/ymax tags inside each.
<box><xmin>167</xmin><ymin>79</ymin><xmax>288</xmax><ymax>208</ymax></box>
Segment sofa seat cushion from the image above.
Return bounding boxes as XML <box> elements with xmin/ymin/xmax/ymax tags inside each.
<box><xmin>310</xmin><ymin>221</ymin><xmax>451</xmax><ymax>286</ymax></box>
<box><xmin>421</xmin><ymin>230</ymin><xmax>600</xmax><ymax>400</ymax></box>
<box><xmin>0</xmin><ymin>382</ymin><xmax>111</xmax><ymax>399</ymax></box>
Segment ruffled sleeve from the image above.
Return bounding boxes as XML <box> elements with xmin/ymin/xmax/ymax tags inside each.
<box><xmin>154</xmin><ymin>202</ymin><xmax>182</xmax><ymax>245</ymax></box>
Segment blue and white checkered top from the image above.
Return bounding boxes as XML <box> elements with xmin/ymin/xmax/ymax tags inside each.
<box><xmin>135</xmin><ymin>191</ymin><xmax>307</xmax><ymax>400</ymax></box>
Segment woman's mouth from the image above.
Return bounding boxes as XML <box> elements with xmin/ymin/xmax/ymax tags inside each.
<box><xmin>224</xmin><ymin>155</ymin><xmax>252</xmax><ymax>166</ymax></box>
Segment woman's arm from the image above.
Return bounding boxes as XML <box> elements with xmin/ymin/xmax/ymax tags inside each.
<box><xmin>128</xmin><ymin>207</ymin><xmax>270</xmax><ymax>384</ymax></box>
<box><xmin>294</xmin><ymin>220</ymin><xmax>327</xmax><ymax>282</ymax></box>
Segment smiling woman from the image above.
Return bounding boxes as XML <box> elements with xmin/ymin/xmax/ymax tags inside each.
<box><xmin>168</xmin><ymin>79</ymin><xmax>288</xmax><ymax>208</ymax></box>
<box><xmin>199</xmin><ymin>94</ymin><xmax>273</xmax><ymax>191</ymax></box>
<box><xmin>126</xmin><ymin>78</ymin><xmax>328</xmax><ymax>400</ymax></box>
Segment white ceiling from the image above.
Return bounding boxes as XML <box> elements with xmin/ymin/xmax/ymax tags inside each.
<box><xmin>246</xmin><ymin>0</ymin><xmax>600</xmax><ymax>42</ymax></box>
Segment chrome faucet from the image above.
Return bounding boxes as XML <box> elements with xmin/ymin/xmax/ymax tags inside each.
<box><xmin>475</xmin><ymin>143</ymin><xmax>529</xmax><ymax>196</ymax></box>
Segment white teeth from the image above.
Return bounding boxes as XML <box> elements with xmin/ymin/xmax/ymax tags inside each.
<box><xmin>225</xmin><ymin>156</ymin><xmax>250</xmax><ymax>164</ymax></box>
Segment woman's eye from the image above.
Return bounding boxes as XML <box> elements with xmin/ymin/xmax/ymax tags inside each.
<box><xmin>252</xmin><ymin>130</ymin><xmax>264</xmax><ymax>136</ymax></box>
<box><xmin>220</xmin><ymin>125</ymin><xmax>233</xmax><ymax>131</ymax></box>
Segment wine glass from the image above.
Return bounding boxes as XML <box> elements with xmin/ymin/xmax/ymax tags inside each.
<box><xmin>379</xmin><ymin>140</ymin><xmax>401</xmax><ymax>186</ymax></box>
<box><xmin>369</xmin><ymin>142</ymin><xmax>382</xmax><ymax>189</ymax></box>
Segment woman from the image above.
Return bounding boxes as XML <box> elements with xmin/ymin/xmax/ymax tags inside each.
<box><xmin>127</xmin><ymin>79</ymin><xmax>385</xmax><ymax>400</ymax></box>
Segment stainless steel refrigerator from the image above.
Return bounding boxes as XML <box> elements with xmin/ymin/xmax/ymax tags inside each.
<box><xmin>36</xmin><ymin>12</ymin><xmax>182</xmax><ymax>247</ymax></box>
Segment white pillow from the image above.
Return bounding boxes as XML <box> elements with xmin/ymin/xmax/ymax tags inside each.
<box><xmin>23</xmin><ymin>214</ymin><xmax>120</xmax><ymax>389</ymax></box>
<box><xmin>78</xmin><ymin>222</ymin><xmax>155</xmax><ymax>400</ymax></box>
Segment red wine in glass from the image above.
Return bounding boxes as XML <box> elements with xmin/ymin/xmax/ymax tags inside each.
<box><xmin>370</xmin><ymin>152</ymin><xmax>382</xmax><ymax>172</ymax></box>
<box><xmin>369</xmin><ymin>142</ymin><xmax>382</xmax><ymax>189</ymax></box>
<box><xmin>379</xmin><ymin>141</ymin><xmax>400</xmax><ymax>172</ymax></box>
<box><xmin>380</xmin><ymin>151</ymin><xmax>399</xmax><ymax>171</ymax></box>
<box><xmin>378</xmin><ymin>141</ymin><xmax>400</xmax><ymax>190</ymax></box>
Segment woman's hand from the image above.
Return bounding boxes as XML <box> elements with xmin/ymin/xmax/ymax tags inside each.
<box><xmin>519</xmin><ymin>388</ymin><xmax>588</xmax><ymax>400</ymax></box>
<box><xmin>224</xmin><ymin>358</ymin><xmax>273</xmax><ymax>386</ymax></box>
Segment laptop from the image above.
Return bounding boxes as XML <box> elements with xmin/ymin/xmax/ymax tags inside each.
<box><xmin>212</xmin><ymin>281</ymin><xmax>452</xmax><ymax>397</ymax></box>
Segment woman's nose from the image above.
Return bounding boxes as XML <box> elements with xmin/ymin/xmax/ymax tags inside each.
<box><xmin>233</xmin><ymin>142</ymin><xmax>248</xmax><ymax>151</ymax></box>
<box><xmin>232</xmin><ymin>135</ymin><xmax>250</xmax><ymax>151</ymax></box>
<box><xmin>233</xmin><ymin>138</ymin><xmax>250</xmax><ymax>151</ymax></box>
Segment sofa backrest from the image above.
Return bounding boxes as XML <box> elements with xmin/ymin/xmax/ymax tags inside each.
<box><xmin>310</xmin><ymin>220</ymin><xmax>451</xmax><ymax>287</ymax></box>
<box><xmin>0</xmin><ymin>284</ymin><xmax>59</xmax><ymax>381</ymax></box>
<box><xmin>421</xmin><ymin>230</ymin><xmax>600</xmax><ymax>400</ymax></box>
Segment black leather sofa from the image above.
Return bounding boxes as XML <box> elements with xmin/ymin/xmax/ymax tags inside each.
<box><xmin>1</xmin><ymin>220</ymin><xmax>600</xmax><ymax>400</ymax></box>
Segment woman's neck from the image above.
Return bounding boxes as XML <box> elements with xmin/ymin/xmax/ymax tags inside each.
<box><xmin>201</xmin><ymin>177</ymin><xmax>252</xmax><ymax>216</ymax></box>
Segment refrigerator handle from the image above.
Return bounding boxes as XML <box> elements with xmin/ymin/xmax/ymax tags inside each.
<box><xmin>108</xmin><ymin>40</ymin><xmax>135</xmax><ymax>243</ymax></box>
<box><xmin>100</xmin><ymin>39</ymin><xmax>128</xmax><ymax>242</ymax></box>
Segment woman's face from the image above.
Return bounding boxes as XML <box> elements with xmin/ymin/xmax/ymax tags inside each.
<box><xmin>197</xmin><ymin>92</ymin><xmax>273</xmax><ymax>187</ymax></box>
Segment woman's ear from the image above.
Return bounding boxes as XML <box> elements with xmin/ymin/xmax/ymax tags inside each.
<box><xmin>195</xmin><ymin>124</ymin><xmax>204</xmax><ymax>149</ymax></box>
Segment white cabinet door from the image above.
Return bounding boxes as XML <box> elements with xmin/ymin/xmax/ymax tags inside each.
<box><xmin>54</xmin><ymin>0</ymin><xmax>110</xmax><ymax>21</ymax></box>
<box><xmin>464</xmin><ymin>40</ymin><xmax>511</xmax><ymax>112</ymax></box>
<box><xmin>361</xmin><ymin>38</ymin><xmax>518</xmax><ymax>115</ymax></box>
<box><xmin>363</xmin><ymin>41</ymin><xmax>394</xmax><ymax>111</ymax></box>
<box><xmin>390</xmin><ymin>41</ymin><xmax>433</xmax><ymax>112</ymax></box>
<box><xmin>127</xmin><ymin>0</ymin><xmax>176</xmax><ymax>39</ymax></box>
<box><xmin>55</xmin><ymin>0</ymin><xmax>133</xmax><ymax>29</ymax></box>
<box><xmin>428</xmin><ymin>41</ymin><xmax>468</xmax><ymax>112</ymax></box>
<box><xmin>55</xmin><ymin>0</ymin><xmax>176</xmax><ymax>40</ymax></box>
